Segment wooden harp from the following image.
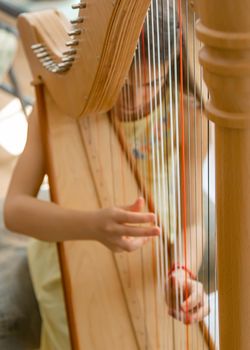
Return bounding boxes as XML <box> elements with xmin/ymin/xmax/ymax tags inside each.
<box><xmin>18</xmin><ymin>0</ymin><xmax>250</xmax><ymax>349</ymax></box>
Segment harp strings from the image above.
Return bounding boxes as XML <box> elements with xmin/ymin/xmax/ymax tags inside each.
<box><xmin>187</xmin><ymin>6</ymin><xmax>195</xmax><ymax>345</ymax></box>
<box><xmin>156</xmin><ymin>2</ymin><xmax>172</xmax><ymax>346</ymax></box>
<box><xmin>112</xmin><ymin>0</ymin><xmax>215</xmax><ymax>347</ymax></box>
<box><xmin>148</xmin><ymin>4</ymin><xmax>166</xmax><ymax>346</ymax></box>
<box><xmin>144</xmin><ymin>0</ymin><xmax>182</xmax><ymax>346</ymax></box>
<box><xmin>125</xmin><ymin>0</ymin><xmax>188</xmax><ymax>346</ymax></box>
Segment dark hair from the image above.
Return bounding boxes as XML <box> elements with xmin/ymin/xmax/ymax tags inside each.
<box><xmin>141</xmin><ymin>0</ymin><xmax>179</xmax><ymax>64</ymax></box>
<box><xmin>133</xmin><ymin>1</ymin><xmax>196</xmax><ymax>96</ymax></box>
<box><xmin>138</xmin><ymin>1</ymin><xmax>195</xmax><ymax>95</ymax></box>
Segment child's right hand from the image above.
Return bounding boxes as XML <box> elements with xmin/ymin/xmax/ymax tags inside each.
<box><xmin>91</xmin><ymin>197</ymin><xmax>160</xmax><ymax>252</ymax></box>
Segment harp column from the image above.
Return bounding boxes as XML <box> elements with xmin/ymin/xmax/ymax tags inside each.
<box><xmin>195</xmin><ymin>0</ymin><xmax>250</xmax><ymax>349</ymax></box>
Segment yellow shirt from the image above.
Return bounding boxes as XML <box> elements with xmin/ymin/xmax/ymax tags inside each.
<box><xmin>28</xmin><ymin>240</ymin><xmax>70</xmax><ymax>350</ymax></box>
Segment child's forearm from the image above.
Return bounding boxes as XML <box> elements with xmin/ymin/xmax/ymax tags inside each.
<box><xmin>4</xmin><ymin>195</ymin><xmax>159</xmax><ymax>249</ymax></box>
<box><xmin>4</xmin><ymin>195</ymin><xmax>95</xmax><ymax>242</ymax></box>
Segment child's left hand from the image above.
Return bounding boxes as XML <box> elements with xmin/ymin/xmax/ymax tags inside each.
<box><xmin>166</xmin><ymin>269</ymin><xmax>209</xmax><ymax>324</ymax></box>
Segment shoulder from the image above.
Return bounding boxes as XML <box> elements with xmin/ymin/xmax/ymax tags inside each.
<box><xmin>6</xmin><ymin>105</ymin><xmax>46</xmax><ymax>198</ymax></box>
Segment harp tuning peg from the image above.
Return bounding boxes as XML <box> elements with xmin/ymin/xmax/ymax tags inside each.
<box><xmin>58</xmin><ymin>62</ymin><xmax>72</xmax><ymax>69</ymax></box>
<box><xmin>46</xmin><ymin>63</ymin><xmax>60</xmax><ymax>73</ymax></box>
<box><xmin>47</xmin><ymin>64</ymin><xmax>58</xmax><ymax>72</ymax></box>
<box><xmin>51</xmin><ymin>67</ymin><xmax>60</xmax><ymax>74</ymax></box>
<box><xmin>37</xmin><ymin>52</ymin><xmax>49</xmax><ymax>59</ymax></box>
<box><xmin>33</xmin><ymin>47</ymin><xmax>46</xmax><ymax>54</ymax></box>
<box><xmin>65</xmin><ymin>39</ymin><xmax>79</xmax><ymax>47</ymax></box>
<box><xmin>68</xmin><ymin>29</ymin><xmax>82</xmax><ymax>36</ymax></box>
<box><xmin>57</xmin><ymin>62</ymin><xmax>72</xmax><ymax>73</ymax></box>
<box><xmin>72</xmin><ymin>2</ymin><xmax>87</xmax><ymax>10</ymax></box>
<box><xmin>43</xmin><ymin>61</ymin><xmax>54</xmax><ymax>68</ymax></box>
<box><xmin>70</xmin><ymin>17</ymin><xmax>84</xmax><ymax>24</ymax></box>
<box><xmin>63</xmin><ymin>48</ymin><xmax>77</xmax><ymax>56</ymax></box>
<box><xmin>41</xmin><ymin>57</ymin><xmax>51</xmax><ymax>63</ymax></box>
<box><xmin>31</xmin><ymin>43</ymin><xmax>43</xmax><ymax>50</ymax></box>
<box><xmin>62</xmin><ymin>56</ymin><xmax>75</xmax><ymax>63</ymax></box>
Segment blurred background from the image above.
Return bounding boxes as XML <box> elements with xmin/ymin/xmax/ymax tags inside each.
<box><xmin>0</xmin><ymin>0</ymin><xmax>76</xmax><ymax>198</ymax></box>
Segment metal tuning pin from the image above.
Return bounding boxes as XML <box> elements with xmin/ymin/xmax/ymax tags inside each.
<box><xmin>31</xmin><ymin>43</ymin><xmax>43</xmax><ymax>50</ymax></box>
<box><xmin>41</xmin><ymin>57</ymin><xmax>51</xmax><ymax>63</ymax></box>
<box><xmin>50</xmin><ymin>66</ymin><xmax>60</xmax><ymax>74</ymax></box>
<box><xmin>58</xmin><ymin>62</ymin><xmax>72</xmax><ymax>69</ymax></box>
<box><xmin>63</xmin><ymin>49</ymin><xmax>77</xmax><ymax>56</ymax></box>
<box><xmin>33</xmin><ymin>47</ymin><xmax>46</xmax><ymax>54</ymax></box>
<box><xmin>72</xmin><ymin>2</ymin><xmax>87</xmax><ymax>10</ymax></box>
<box><xmin>62</xmin><ymin>56</ymin><xmax>75</xmax><ymax>63</ymax></box>
<box><xmin>68</xmin><ymin>29</ymin><xmax>82</xmax><ymax>36</ymax></box>
<box><xmin>37</xmin><ymin>51</ymin><xmax>49</xmax><ymax>59</ymax></box>
<box><xmin>57</xmin><ymin>62</ymin><xmax>72</xmax><ymax>73</ymax></box>
<box><xmin>43</xmin><ymin>61</ymin><xmax>54</xmax><ymax>68</ymax></box>
<box><xmin>65</xmin><ymin>40</ymin><xmax>79</xmax><ymax>47</ymax></box>
<box><xmin>70</xmin><ymin>17</ymin><xmax>84</xmax><ymax>24</ymax></box>
<box><xmin>46</xmin><ymin>62</ymin><xmax>59</xmax><ymax>73</ymax></box>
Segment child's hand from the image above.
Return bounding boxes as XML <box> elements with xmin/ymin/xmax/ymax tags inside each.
<box><xmin>166</xmin><ymin>269</ymin><xmax>209</xmax><ymax>324</ymax></box>
<box><xmin>92</xmin><ymin>197</ymin><xmax>160</xmax><ymax>252</ymax></box>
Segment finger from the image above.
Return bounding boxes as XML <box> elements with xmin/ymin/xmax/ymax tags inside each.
<box><xmin>167</xmin><ymin>275</ymin><xmax>191</xmax><ymax>290</ymax></box>
<box><xmin>188</xmin><ymin>297</ymin><xmax>210</xmax><ymax>322</ymax></box>
<box><xmin>168</xmin><ymin>309</ymin><xmax>192</xmax><ymax>325</ymax></box>
<box><xmin>118</xmin><ymin>237</ymin><xmax>150</xmax><ymax>252</ymax></box>
<box><xmin>169</xmin><ymin>299</ymin><xmax>210</xmax><ymax>325</ymax></box>
<box><xmin>189</xmin><ymin>299</ymin><xmax>210</xmax><ymax>323</ymax></box>
<box><xmin>122</xmin><ymin>197</ymin><xmax>145</xmax><ymax>212</ymax></box>
<box><xmin>118</xmin><ymin>198</ymin><xmax>144</xmax><ymax>212</ymax></box>
<box><xmin>119</xmin><ymin>225</ymin><xmax>160</xmax><ymax>237</ymax></box>
<box><xmin>166</xmin><ymin>275</ymin><xmax>191</xmax><ymax>301</ymax></box>
<box><xmin>181</xmin><ymin>283</ymin><xmax>204</xmax><ymax>312</ymax></box>
<box><xmin>116</xmin><ymin>210</ymin><xmax>155</xmax><ymax>224</ymax></box>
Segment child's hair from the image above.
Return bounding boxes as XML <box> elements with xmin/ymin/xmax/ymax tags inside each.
<box><xmin>133</xmin><ymin>1</ymin><xmax>197</xmax><ymax>98</ymax></box>
<box><xmin>142</xmin><ymin>0</ymin><xmax>179</xmax><ymax>64</ymax></box>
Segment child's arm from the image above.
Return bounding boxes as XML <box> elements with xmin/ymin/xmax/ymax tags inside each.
<box><xmin>4</xmin><ymin>106</ymin><xmax>160</xmax><ymax>251</ymax></box>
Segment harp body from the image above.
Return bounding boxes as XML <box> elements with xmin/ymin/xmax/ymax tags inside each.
<box><xmin>18</xmin><ymin>0</ymin><xmax>250</xmax><ymax>349</ymax></box>
<box><xmin>35</xmin><ymin>89</ymin><xmax>209</xmax><ymax>349</ymax></box>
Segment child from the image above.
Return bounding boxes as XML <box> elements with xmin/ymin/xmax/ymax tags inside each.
<box><xmin>115</xmin><ymin>1</ymin><xmax>209</xmax><ymax>324</ymax></box>
<box><xmin>4</xmin><ymin>2</ymin><xmax>209</xmax><ymax>349</ymax></box>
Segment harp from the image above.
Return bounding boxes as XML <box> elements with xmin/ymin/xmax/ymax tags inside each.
<box><xmin>17</xmin><ymin>0</ymin><xmax>250</xmax><ymax>349</ymax></box>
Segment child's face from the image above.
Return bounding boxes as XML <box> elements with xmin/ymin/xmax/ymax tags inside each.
<box><xmin>116</xmin><ymin>61</ymin><xmax>168</xmax><ymax>121</ymax></box>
